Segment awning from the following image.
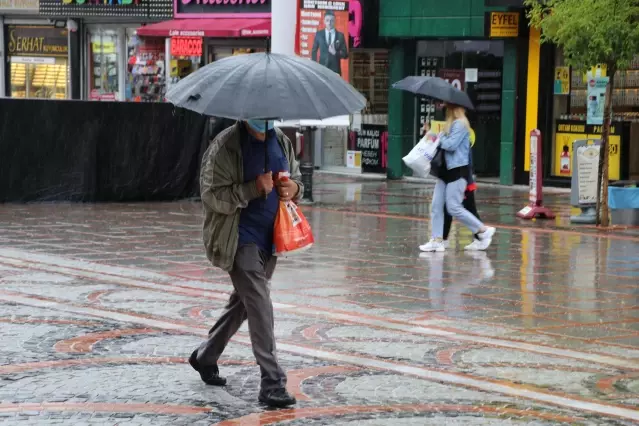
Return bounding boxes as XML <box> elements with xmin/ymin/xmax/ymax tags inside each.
<box><xmin>136</xmin><ymin>18</ymin><xmax>270</xmax><ymax>38</ymax></box>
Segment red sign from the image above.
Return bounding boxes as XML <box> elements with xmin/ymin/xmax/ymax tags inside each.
<box><xmin>438</xmin><ymin>69</ymin><xmax>465</xmax><ymax>91</ymax></box>
<box><xmin>89</xmin><ymin>89</ymin><xmax>116</xmax><ymax>102</ymax></box>
<box><xmin>171</xmin><ymin>37</ymin><xmax>202</xmax><ymax>57</ymax></box>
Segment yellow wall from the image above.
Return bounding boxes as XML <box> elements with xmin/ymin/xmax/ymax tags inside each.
<box><xmin>524</xmin><ymin>27</ymin><xmax>541</xmax><ymax>172</ymax></box>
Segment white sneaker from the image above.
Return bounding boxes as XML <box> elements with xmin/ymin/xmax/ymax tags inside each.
<box><xmin>477</xmin><ymin>227</ymin><xmax>496</xmax><ymax>241</ymax></box>
<box><xmin>419</xmin><ymin>239</ymin><xmax>446</xmax><ymax>252</ymax></box>
<box><xmin>464</xmin><ymin>239</ymin><xmax>484</xmax><ymax>251</ymax></box>
<box><xmin>442</xmin><ymin>240</ymin><xmax>450</xmax><ymax>249</ymax></box>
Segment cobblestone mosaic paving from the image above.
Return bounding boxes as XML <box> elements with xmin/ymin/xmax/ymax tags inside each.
<box><xmin>0</xmin><ymin>177</ymin><xmax>638</xmax><ymax>424</ymax></box>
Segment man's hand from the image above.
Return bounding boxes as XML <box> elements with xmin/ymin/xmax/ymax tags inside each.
<box><xmin>328</xmin><ymin>43</ymin><xmax>337</xmax><ymax>56</ymax></box>
<box><xmin>422</xmin><ymin>121</ymin><xmax>430</xmax><ymax>134</ymax></box>
<box><xmin>256</xmin><ymin>172</ymin><xmax>274</xmax><ymax>195</ymax></box>
<box><xmin>276</xmin><ymin>179</ymin><xmax>299</xmax><ymax>202</ymax></box>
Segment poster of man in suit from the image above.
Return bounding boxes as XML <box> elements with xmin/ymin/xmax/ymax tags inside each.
<box><xmin>298</xmin><ymin>1</ymin><xmax>350</xmax><ymax>82</ymax></box>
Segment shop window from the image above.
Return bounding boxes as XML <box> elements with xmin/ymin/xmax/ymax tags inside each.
<box><xmin>128</xmin><ymin>31</ymin><xmax>166</xmax><ymax>103</ymax></box>
<box><xmin>351</xmin><ymin>50</ymin><xmax>389</xmax><ymax>115</ymax></box>
<box><xmin>88</xmin><ymin>29</ymin><xmax>119</xmax><ymax>101</ymax></box>
<box><xmin>550</xmin><ymin>52</ymin><xmax>639</xmax><ymax>180</ymax></box>
<box><xmin>10</xmin><ymin>59</ymin><xmax>68</xmax><ymax>99</ymax></box>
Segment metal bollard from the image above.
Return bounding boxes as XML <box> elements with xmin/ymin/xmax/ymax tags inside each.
<box><xmin>299</xmin><ymin>162</ymin><xmax>314</xmax><ymax>202</ymax></box>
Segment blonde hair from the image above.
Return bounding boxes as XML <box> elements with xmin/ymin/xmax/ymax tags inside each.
<box><xmin>444</xmin><ymin>105</ymin><xmax>471</xmax><ymax>135</ymax></box>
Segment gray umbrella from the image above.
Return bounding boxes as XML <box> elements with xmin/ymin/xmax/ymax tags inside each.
<box><xmin>166</xmin><ymin>52</ymin><xmax>367</xmax><ymax>121</ymax></box>
<box><xmin>393</xmin><ymin>76</ymin><xmax>474</xmax><ymax>110</ymax></box>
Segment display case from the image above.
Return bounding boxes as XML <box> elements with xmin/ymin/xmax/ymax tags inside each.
<box><xmin>10</xmin><ymin>60</ymin><xmax>68</xmax><ymax>100</ymax></box>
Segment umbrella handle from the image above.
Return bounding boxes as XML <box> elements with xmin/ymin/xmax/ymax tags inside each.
<box><xmin>264</xmin><ymin>119</ymin><xmax>269</xmax><ymax>200</ymax></box>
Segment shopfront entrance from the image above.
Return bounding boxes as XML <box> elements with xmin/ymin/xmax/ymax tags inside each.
<box><xmin>416</xmin><ymin>40</ymin><xmax>504</xmax><ymax>177</ymax></box>
<box><xmin>5</xmin><ymin>25</ymin><xmax>69</xmax><ymax>99</ymax></box>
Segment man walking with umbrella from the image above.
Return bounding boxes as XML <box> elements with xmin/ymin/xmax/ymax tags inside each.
<box><xmin>189</xmin><ymin>119</ymin><xmax>302</xmax><ymax>408</ymax></box>
<box><xmin>164</xmin><ymin>51</ymin><xmax>366</xmax><ymax>406</ymax></box>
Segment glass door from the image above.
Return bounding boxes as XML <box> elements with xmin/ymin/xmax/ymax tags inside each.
<box><xmin>416</xmin><ymin>40</ymin><xmax>504</xmax><ymax>177</ymax></box>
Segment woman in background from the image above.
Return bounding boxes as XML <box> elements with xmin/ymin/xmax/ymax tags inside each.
<box><xmin>420</xmin><ymin>104</ymin><xmax>495</xmax><ymax>252</ymax></box>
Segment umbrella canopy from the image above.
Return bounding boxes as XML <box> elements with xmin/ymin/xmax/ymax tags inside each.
<box><xmin>392</xmin><ymin>76</ymin><xmax>474</xmax><ymax>110</ymax></box>
<box><xmin>166</xmin><ymin>52</ymin><xmax>367</xmax><ymax>121</ymax></box>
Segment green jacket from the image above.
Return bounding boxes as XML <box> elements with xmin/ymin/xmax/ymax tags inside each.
<box><xmin>200</xmin><ymin>122</ymin><xmax>304</xmax><ymax>271</ymax></box>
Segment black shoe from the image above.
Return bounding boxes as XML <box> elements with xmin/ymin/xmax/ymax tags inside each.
<box><xmin>189</xmin><ymin>349</ymin><xmax>227</xmax><ymax>386</ymax></box>
<box><xmin>258</xmin><ymin>388</ymin><xmax>297</xmax><ymax>408</ymax></box>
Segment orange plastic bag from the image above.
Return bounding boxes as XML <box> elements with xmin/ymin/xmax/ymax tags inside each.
<box><xmin>273</xmin><ymin>200</ymin><xmax>314</xmax><ymax>256</ymax></box>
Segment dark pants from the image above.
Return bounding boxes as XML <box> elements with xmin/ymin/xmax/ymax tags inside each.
<box><xmin>443</xmin><ymin>191</ymin><xmax>480</xmax><ymax>241</ymax></box>
<box><xmin>196</xmin><ymin>244</ymin><xmax>286</xmax><ymax>391</ymax></box>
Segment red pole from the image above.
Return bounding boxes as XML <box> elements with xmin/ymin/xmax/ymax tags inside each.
<box><xmin>516</xmin><ymin>129</ymin><xmax>555</xmax><ymax>220</ymax></box>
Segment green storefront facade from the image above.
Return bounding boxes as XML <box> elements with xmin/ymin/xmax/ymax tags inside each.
<box><xmin>380</xmin><ymin>0</ymin><xmax>528</xmax><ymax>185</ymax></box>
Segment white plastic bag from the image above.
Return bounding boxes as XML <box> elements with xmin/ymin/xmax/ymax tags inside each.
<box><xmin>402</xmin><ymin>131</ymin><xmax>439</xmax><ymax>178</ymax></box>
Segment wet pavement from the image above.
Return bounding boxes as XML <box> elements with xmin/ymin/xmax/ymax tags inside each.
<box><xmin>0</xmin><ymin>174</ymin><xmax>638</xmax><ymax>425</ymax></box>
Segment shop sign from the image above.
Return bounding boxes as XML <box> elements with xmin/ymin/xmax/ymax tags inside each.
<box><xmin>554</xmin><ymin>66</ymin><xmax>570</xmax><ymax>95</ymax></box>
<box><xmin>171</xmin><ymin>37</ymin><xmax>203</xmax><ymax>57</ymax></box>
<box><xmin>40</xmin><ymin>0</ymin><xmax>172</xmax><ymax>19</ymax></box>
<box><xmin>62</xmin><ymin>0</ymin><xmax>141</xmax><ymax>4</ymax></box>
<box><xmin>6</xmin><ymin>26</ymin><xmax>68</xmax><ymax>58</ymax></box>
<box><xmin>487</xmin><ymin>12</ymin><xmax>519</xmax><ymax>38</ymax></box>
<box><xmin>355</xmin><ymin>124</ymin><xmax>387</xmax><ymax>174</ymax></box>
<box><xmin>438</xmin><ymin>69</ymin><xmax>465</xmax><ymax>91</ymax></box>
<box><xmin>0</xmin><ymin>0</ymin><xmax>38</xmax><ymax>12</ymax></box>
<box><xmin>348</xmin><ymin>0</ymin><xmax>385</xmax><ymax>49</ymax></box>
<box><xmin>176</xmin><ymin>0</ymin><xmax>270</xmax><ymax>18</ymax></box>
<box><xmin>298</xmin><ymin>0</ymin><xmax>350</xmax><ymax>83</ymax></box>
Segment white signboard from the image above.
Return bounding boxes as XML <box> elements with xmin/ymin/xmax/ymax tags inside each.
<box><xmin>10</xmin><ymin>56</ymin><xmax>55</xmax><ymax>64</ymax></box>
<box><xmin>465</xmin><ymin>68</ymin><xmax>478</xmax><ymax>83</ymax></box>
<box><xmin>576</xmin><ymin>145</ymin><xmax>600</xmax><ymax>205</ymax></box>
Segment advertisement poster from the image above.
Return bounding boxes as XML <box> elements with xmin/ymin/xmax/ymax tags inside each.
<box><xmin>576</xmin><ymin>144</ymin><xmax>600</xmax><ymax>205</ymax></box>
<box><xmin>355</xmin><ymin>124</ymin><xmax>387</xmax><ymax>174</ymax></box>
<box><xmin>298</xmin><ymin>0</ymin><xmax>350</xmax><ymax>82</ymax></box>
<box><xmin>553</xmin><ymin>121</ymin><xmax>620</xmax><ymax>180</ymax></box>
<box><xmin>586</xmin><ymin>76</ymin><xmax>609</xmax><ymax>125</ymax></box>
<box><xmin>554</xmin><ymin>66</ymin><xmax>570</xmax><ymax>95</ymax></box>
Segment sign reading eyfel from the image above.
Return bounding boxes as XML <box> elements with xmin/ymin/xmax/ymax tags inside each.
<box><xmin>176</xmin><ymin>0</ymin><xmax>271</xmax><ymax>18</ymax></box>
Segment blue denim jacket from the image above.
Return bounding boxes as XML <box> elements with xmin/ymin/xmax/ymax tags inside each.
<box><xmin>439</xmin><ymin>120</ymin><xmax>470</xmax><ymax>170</ymax></box>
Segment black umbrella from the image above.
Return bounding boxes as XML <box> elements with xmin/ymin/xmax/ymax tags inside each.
<box><xmin>166</xmin><ymin>52</ymin><xmax>366</xmax><ymax>173</ymax></box>
<box><xmin>392</xmin><ymin>76</ymin><xmax>474</xmax><ymax>110</ymax></box>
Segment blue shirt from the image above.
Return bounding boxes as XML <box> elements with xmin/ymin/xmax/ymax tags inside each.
<box><xmin>238</xmin><ymin>129</ymin><xmax>289</xmax><ymax>253</ymax></box>
<box><xmin>439</xmin><ymin>120</ymin><xmax>471</xmax><ymax>170</ymax></box>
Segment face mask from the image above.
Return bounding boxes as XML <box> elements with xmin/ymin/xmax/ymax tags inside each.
<box><xmin>246</xmin><ymin>119</ymin><xmax>274</xmax><ymax>133</ymax></box>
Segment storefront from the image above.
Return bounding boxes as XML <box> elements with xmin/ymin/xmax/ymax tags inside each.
<box><xmin>379</xmin><ymin>0</ymin><xmax>527</xmax><ymax>184</ymax></box>
<box><xmin>136</xmin><ymin>0</ymin><xmax>271</xmax><ymax>94</ymax></box>
<box><xmin>531</xmin><ymin>42</ymin><xmax>639</xmax><ymax>184</ymax></box>
<box><xmin>38</xmin><ymin>0</ymin><xmax>173</xmax><ymax>101</ymax></box>
<box><xmin>1</xmin><ymin>0</ymin><xmax>64</xmax><ymax>98</ymax></box>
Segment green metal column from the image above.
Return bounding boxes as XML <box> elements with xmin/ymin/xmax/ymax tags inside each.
<box><xmin>386</xmin><ymin>41</ymin><xmax>416</xmax><ymax>179</ymax></box>
<box><xmin>500</xmin><ymin>39</ymin><xmax>517</xmax><ymax>185</ymax></box>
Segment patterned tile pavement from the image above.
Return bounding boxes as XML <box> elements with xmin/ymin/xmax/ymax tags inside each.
<box><xmin>0</xmin><ymin>175</ymin><xmax>638</xmax><ymax>424</ymax></box>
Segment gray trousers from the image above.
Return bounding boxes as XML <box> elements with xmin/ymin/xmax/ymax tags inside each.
<box><xmin>196</xmin><ymin>244</ymin><xmax>286</xmax><ymax>391</ymax></box>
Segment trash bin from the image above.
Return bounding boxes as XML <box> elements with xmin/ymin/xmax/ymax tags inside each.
<box><xmin>608</xmin><ymin>181</ymin><xmax>639</xmax><ymax>226</ymax></box>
